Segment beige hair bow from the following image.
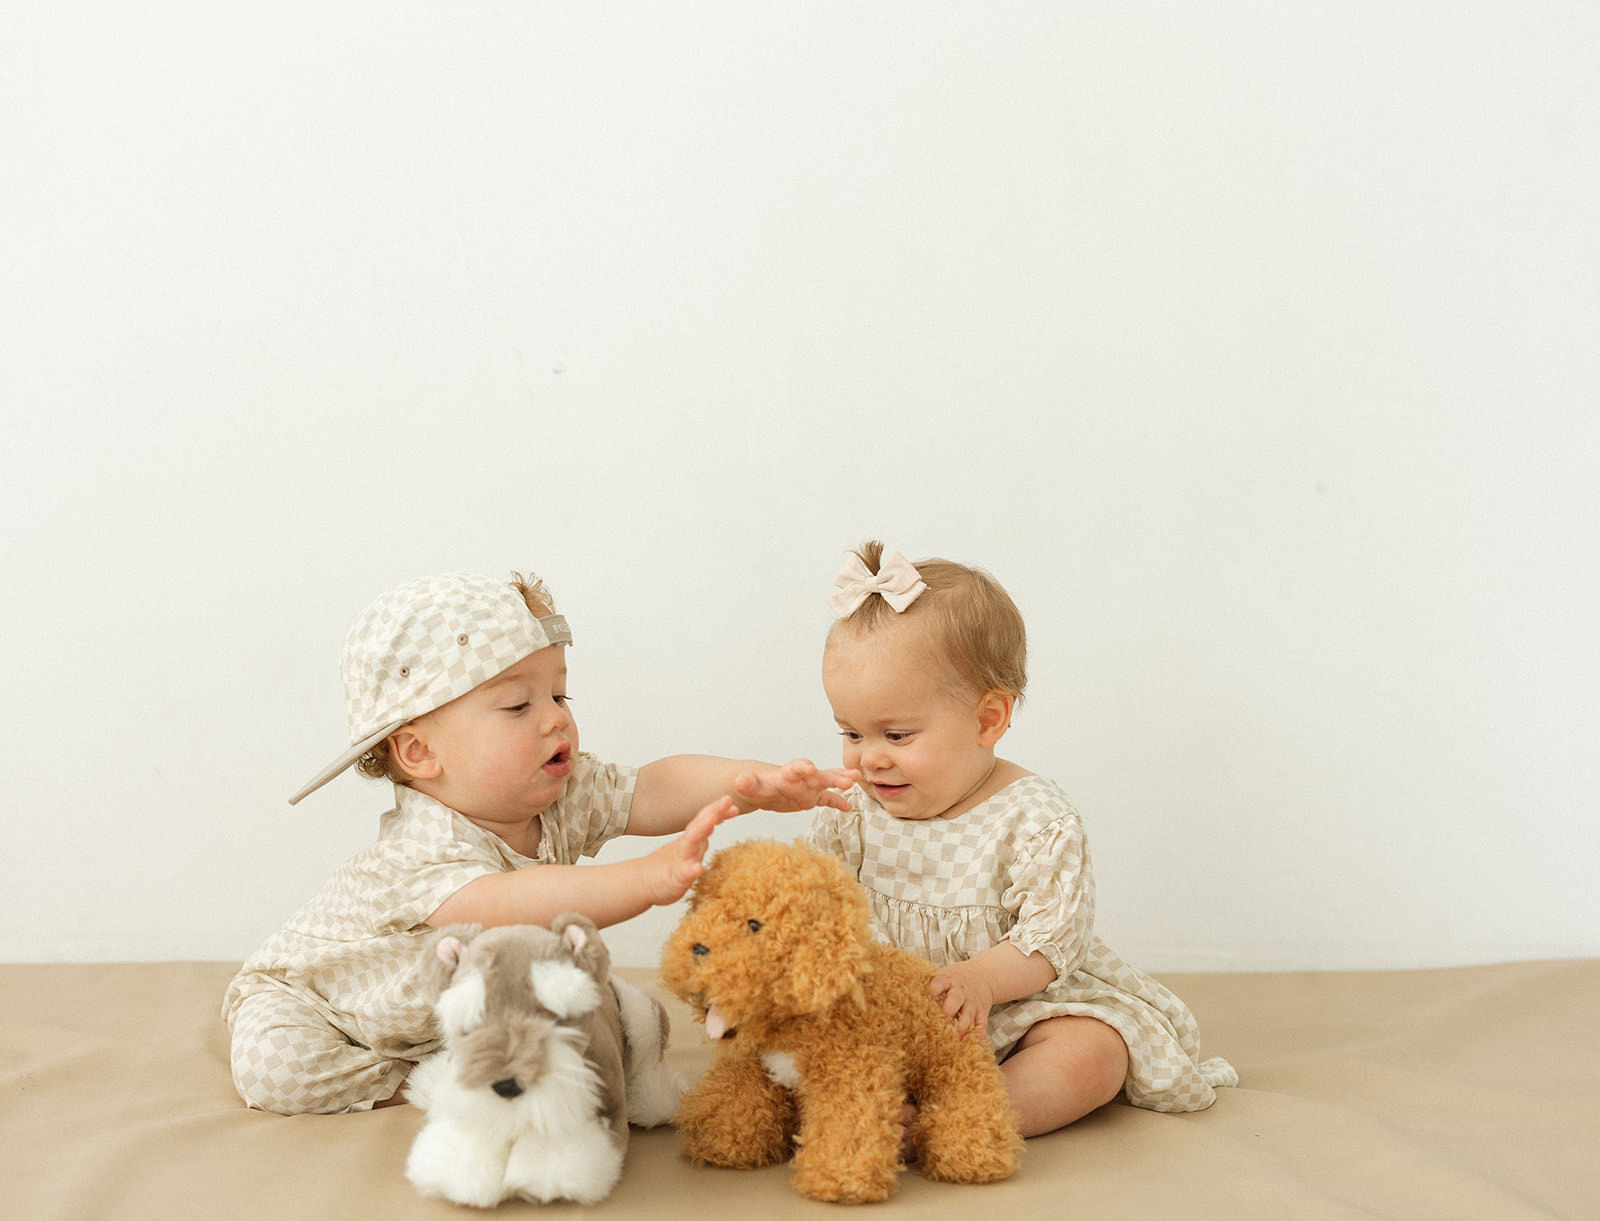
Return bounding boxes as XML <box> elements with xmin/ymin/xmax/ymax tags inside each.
<box><xmin>828</xmin><ymin>549</ymin><xmax>928</xmax><ymax>618</ymax></box>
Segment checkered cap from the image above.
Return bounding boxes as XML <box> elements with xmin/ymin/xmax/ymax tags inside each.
<box><xmin>288</xmin><ymin>573</ymin><xmax>572</xmax><ymax>804</ymax></box>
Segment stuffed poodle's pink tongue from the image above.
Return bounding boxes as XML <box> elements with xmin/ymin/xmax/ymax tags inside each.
<box><xmin>704</xmin><ymin>1004</ymin><xmax>729</xmax><ymax>1040</ymax></box>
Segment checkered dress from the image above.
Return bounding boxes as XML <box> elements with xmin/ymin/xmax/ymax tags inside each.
<box><xmin>808</xmin><ymin>776</ymin><xmax>1237</xmax><ymax>1112</ymax></box>
<box><xmin>222</xmin><ymin>754</ymin><xmax>636</xmax><ymax>1114</ymax></box>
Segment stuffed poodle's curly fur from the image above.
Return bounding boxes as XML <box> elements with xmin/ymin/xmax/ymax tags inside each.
<box><xmin>661</xmin><ymin>839</ymin><xmax>1022</xmax><ymax>1204</ymax></box>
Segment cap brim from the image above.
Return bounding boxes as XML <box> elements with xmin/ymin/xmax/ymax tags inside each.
<box><xmin>287</xmin><ymin>718</ymin><xmax>407</xmax><ymax>805</ymax></box>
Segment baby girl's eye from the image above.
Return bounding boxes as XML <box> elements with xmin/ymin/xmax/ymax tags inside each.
<box><xmin>504</xmin><ymin>702</ymin><xmax>530</xmax><ymax>713</ymax></box>
<box><xmin>838</xmin><ymin>730</ymin><xmax>862</xmax><ymax>742</ymax></box>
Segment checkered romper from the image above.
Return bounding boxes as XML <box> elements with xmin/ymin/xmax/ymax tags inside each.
<box><xmin>223</xmin><ymin>755</ymin><xmax>636</xmax><ymax>1114</ymax></box>
<box><xmin>808</xmin><ymin>776</ymin><xmax>1237</xmax><ymax>1112</ymax></box>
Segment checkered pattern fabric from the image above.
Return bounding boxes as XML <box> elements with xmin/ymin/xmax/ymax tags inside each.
<box><xmin>808</xmin><ymin>776</ymin><xmax>1237</xmax><ymax>1113</ymax></box>
<box><xmin>291</xmin><ymin>573</ymin><xmax>571</xmax><ymax>803</ymax></box>
<box><xmin>224</xmin><ymin>756</ymin><xmax>635</xmax><ymax>1114</ymax></box>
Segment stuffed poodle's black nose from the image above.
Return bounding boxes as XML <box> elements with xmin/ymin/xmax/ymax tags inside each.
<box><xmin>692</xmin><ymin>943</ymin><xmax>709</xmax><ymax>957</ymax></box>
<box><xmin>492</xmin><ymin>1078</ymin><xmax>524</xmax><ymax>1099</ymax></box>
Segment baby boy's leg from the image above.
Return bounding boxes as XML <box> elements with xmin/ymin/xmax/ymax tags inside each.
<box><xmin>228</xmin><ymin>988</ymin><xmax>407</xmax><ymax>1115</ymax></box>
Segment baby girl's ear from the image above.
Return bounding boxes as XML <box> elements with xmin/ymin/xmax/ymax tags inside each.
<box><xmin>975</xmin><ymin>690</ymin><xmax>1015</xmax><ymax>745</ymax></box>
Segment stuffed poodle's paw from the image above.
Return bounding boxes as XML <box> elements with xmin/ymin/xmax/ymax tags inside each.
<box><xmin>505</xmin><ymin>1125</ymin><xmax>623</xmax><ymax>1206</ymax></box>
<box><xmin>786</xmin><ymin>1068</ymin><xmax>907</xmax><ymax>1203</ymax></box>
<box><xmin>911</xmin><ymin>1080</ymin><xmax>1023</xmax><ymax>1184</ymax></box>
<box><xmin>914</xmin><ymin>1110</ymin><xmax>1023</xmax><ymax>1184</ymax></box>
<box><xmin>790</xmin><ymin>1138</ymin><xmax>901</xmax><ymax>1205</ymax></box>
<box><xmin>674</xmin><ymin>1053</ymin><xmax>796</xmax><ymax>1169</ymax></box>
<box><xmin>405</xmin><ymin>1117</ymin><xmax>511</xmax><ymax>1208</ymax></box>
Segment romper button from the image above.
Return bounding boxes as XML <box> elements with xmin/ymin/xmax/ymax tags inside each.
<box><xmin>399</xmin><ymin>666</ymin><xmax>410</xmax><ymax>677</ymax></box>
<box><xmin>456</xmin><ymin>633</ymin><xmax>469</xmax><ymax>645</ymax></box>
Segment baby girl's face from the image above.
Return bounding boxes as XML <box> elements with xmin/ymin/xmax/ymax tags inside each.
<box><xmin>822</xmin><ymin>622</ymin><xmax>996</xmax><ymax>822</ymax></box>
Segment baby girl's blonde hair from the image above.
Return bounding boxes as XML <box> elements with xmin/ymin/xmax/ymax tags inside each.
<box><xmin>355</xmin><ymin>571</ymin><xmax>557</xmax><ymax>784</ymax></box>
<box><xmin>831</xmin><ymin>540</ymin><xmax>1027</xmax><ymax>704</ymax></box>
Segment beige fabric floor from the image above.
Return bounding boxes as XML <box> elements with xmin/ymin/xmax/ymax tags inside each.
<box><xmin>2</xmin><ymin>958</ymin><xmax>1596</xmax><ymax>1219</ymax></box>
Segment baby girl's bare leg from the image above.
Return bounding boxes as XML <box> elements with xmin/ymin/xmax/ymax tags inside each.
<box><xmin>1001</xmin><ymin>1015</ymin><xmax>1129</xmax><ymax>1137</ymax></box>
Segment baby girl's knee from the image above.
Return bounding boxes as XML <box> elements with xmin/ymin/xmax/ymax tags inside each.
<box><xmin>1029</xmin><ymin>1016</ymin><xmax>1129</xmax><ymax>1100</ymax></box>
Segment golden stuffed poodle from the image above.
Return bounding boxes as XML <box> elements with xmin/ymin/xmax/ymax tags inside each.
<box><xmin>661</xmin><ymin>839</ymin><xmax>1022</xmax><ymax>1204</ymax></box>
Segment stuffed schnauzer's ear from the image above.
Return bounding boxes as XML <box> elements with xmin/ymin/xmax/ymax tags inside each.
<box><xmin>417</xmin><ymin>923</ymin><xmax>482</xmax><ymax>1001</ymax></box>
<box><xmin>552</xmin><ymin>912</ymin><xmax>611</xmax><ymax>980</ymax></box>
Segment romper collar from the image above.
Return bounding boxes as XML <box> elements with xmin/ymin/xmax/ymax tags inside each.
<box><xmin>379</xmin><ymin>784</ymin><xmax>541</xmax><ymax>868</ymax></box>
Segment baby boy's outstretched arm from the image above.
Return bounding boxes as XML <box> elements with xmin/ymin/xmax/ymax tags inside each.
<box><xmin>425</xmin><ymin>757</ymin><xmax>857</xmax><ymax>932</ymax></box>
<box><xmin>426</xmin><ymin>795</ymin><xmax>742</xmax><ymax>931</ymax></box>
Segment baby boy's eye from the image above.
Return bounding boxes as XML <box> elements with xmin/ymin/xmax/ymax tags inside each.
<box><xmin>504</xmin><ymin>702</ymin><xmax>530</xmax><ymax>713</ymax></box>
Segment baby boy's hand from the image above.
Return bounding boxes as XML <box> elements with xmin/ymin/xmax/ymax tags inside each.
<box><xmin>732</xmin><ymin>758</ymin><xmax>860</xmax><ymax>814</ymax></box>
<box><xmin>642</xmin><ymin>796</ymin><xmax>740</xmax><ymax>907</ymax></box>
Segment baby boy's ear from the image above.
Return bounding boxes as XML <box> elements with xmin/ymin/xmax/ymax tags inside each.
<box><xmin>387</xmin><ymin>726</ymin><xmax>443</xmax><ymax>781</ymax></box>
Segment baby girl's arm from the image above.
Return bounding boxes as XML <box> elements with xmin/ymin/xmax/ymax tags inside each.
<box><xmin>627</xmin><ymin>755</ymin><xmax>858</xmax><ymax>835</ymax></box>
<box><xmin>425</xmin><ymin>797</ymin><xmax>739</xmax><ymax>930</ymax></box>
<box><xmin>928</xmin><ymin>942</ymin><xmax>1057</xmax><ymax>1037</ymax></box>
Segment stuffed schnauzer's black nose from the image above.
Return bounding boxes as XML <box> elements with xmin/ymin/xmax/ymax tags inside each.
<box><xmin>492</xmin><ymin>1078</ymin><xmax>524</xmax><ymax>1099</ymax></box>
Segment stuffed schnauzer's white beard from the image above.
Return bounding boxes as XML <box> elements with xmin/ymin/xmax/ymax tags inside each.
<box><xmin>404</xmin><ymin>1033</ymin><xmax>620</xmax><ymax>1206</ymax></box>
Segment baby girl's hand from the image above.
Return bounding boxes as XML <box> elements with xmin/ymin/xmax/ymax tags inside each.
<box><xmin>928</xmin><ymin>960</ymin><xmax>998</xmax><ymax>1037</ymax></box>
<box><xmin>732</xmin><ymin>758</ymin><xmax>860</xmax><ymax>814</ymax></box>
<box><xmin>641</xmin><ymin>796</ymin><xmax>740</xmax><ymax>906</ymax></box>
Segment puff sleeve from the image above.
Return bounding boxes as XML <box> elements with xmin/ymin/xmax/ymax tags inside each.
<box><xmin>1000</xmin><ymin>815</ymin><xmax>1096</xmax><ymax>982</ymax></box>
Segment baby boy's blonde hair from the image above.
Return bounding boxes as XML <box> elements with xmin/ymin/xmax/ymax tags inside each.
<box><xmin>829</xmin><ymin>540</ymin><xmax>1027</xmax><ymax>705</ymax></box>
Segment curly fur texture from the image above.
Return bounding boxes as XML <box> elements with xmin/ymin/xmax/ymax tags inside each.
<box><xmin>662</xmin><ymin>840</ymin><xmax>1022</xmax><ymax>1204</ymax></box>
<box><xmin>405</xmin><ymin>915</ymin><xmax>679</xmax><ymax>1207</ymax></box>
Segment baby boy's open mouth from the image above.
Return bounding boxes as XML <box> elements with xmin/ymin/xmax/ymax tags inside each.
<box><xmin>542</xmin><ymin>745</ymin><xmax>573</xmax><ymax>776</ymax></box>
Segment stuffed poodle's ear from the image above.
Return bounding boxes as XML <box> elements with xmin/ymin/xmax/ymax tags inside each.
<box><xmin>773</xmin><ymin>845</ymin><xmax>872</xmax><ymax>1015</ymax></box>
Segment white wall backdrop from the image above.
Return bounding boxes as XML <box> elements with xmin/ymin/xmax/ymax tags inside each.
<box><xmin>3</xmin><ymin>2</ymin><xmax>1596</xmax><ymax>971</ymax></box>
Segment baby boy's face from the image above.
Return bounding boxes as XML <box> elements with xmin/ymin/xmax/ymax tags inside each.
<box><xmin>822</xmin><ymin>623</ymin><xmax>993</xmax><ymax>822</ymax></box>
<box><xmin>413</xmin><ymin>645</ymin><xmax>578</xmax><ymax>827</ymax></box>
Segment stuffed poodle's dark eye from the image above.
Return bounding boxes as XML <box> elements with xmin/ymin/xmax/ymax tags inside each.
<box><xmin>692</xmin><ymin>943</ymin><xmax>709</xmax><ymax>957</ymax></box>
<box><xmin>747</xmin><ymin>919</ymin><xmax>763</xmax><ymax>933</ymax></box>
